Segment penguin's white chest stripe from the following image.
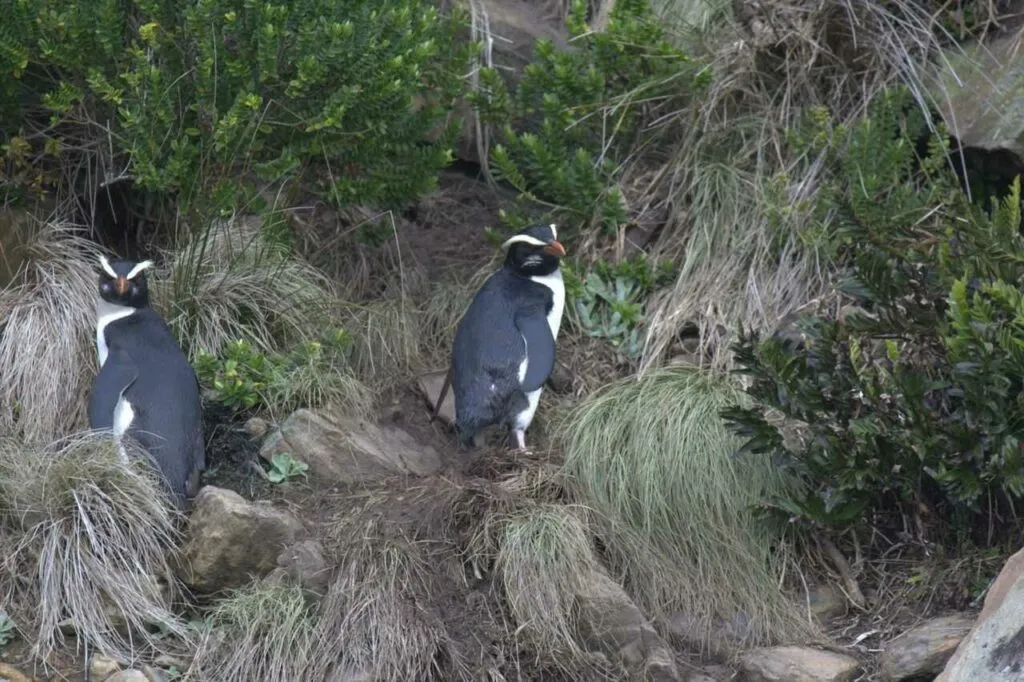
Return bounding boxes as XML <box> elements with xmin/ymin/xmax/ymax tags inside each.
<box><xmin>112</xmin><ymin>393</ymin><xmax>135</xmax><ymax>463</ymax></box>
<box><xmin>529</xmin><ymin>271</ymin><xmax>565</xmax><ymax>340</ymax></box>
<box><xmin>513</xmin><ymin>269</ymin><xmax>565</xmax><ymax>432</ymax></box>
<box><xmin>95</xmin><ymin>301</ymin><xmax>135</xmax><ymax>367</ymax></box>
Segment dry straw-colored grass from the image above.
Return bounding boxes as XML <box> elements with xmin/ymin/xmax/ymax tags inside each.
<box><xmin>612</xmin><ymin>0</ymin><xmax>969</xmax><ymax>370</ymax></box>
<box><xmin>186</xmin><ymin>581</ymin><xmax>320</xmax><ymax>682</ymax></box>
<box><xmin>0</xmin><ymin>432</ymin><xmax>189</xmax><ymax>665</ymax></box>
<box><xmin>558</xmin><ymin>365</ymin><xmax>817</xmax><ymax>654</ymax></box>
<box><xmin>0</xmin><ymin>220</ymin><xmax>103</xmax><ymax>442</ymax></box>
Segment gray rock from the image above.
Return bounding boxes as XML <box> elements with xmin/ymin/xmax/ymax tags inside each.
<box><xmin>106</xmin><ymin>671</ymin><xmax>148</xmax><ymax>682</ymax></box>
<box><xmin>879</xmin><ymin>614</ymin><xmax>975</xmax><ymax>680</ymax></box>
<box><xmin>737</xmin><ymin>646</ymin><xmax>860</xmax><ymax>682</ymax></box>
<box><xmin>89</xmin><ymin>654</ymin><xmax>122</xmax><ymax>680</ymax></box>
<box><xmin>937</xmin><ymin>547</ymin><xmax>1024</xmax><ymax>682</ymax></box>
<box><xmin>181</xmin><ymin>486</ymin><xmax>305</xmax><ymax>594</ymax></box>
<box><xmin>260</xmin><ymin>408</ymin><xmax>442</xmax><ymax>485</ymax></box>
<box><xmin>807</xmin><ymin>582</ymin><xmax>847</xmax><ymax>622</ymax></box>
<box><xmin>575</xmin><ymin>567</ymin><xmax>680</xmax><ymax>681</ymax></box>
<box><xmin>267</xmin><ymin>538</ymin><xmax>332</xmax><ymax>596</ymax></box>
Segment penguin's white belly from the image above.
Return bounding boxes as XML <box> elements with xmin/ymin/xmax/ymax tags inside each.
<box><xmin>512</xmin><ymin>270</ymin><xmax>565</xmax><ymax>432</ymax></box>
<box><xmin>112</xmin><ymin>393</ymin><xmax>135</xmax><ymax>463</ymax></box>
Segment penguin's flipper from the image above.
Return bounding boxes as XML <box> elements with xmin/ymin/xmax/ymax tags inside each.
<box><xmin>515</xmin><ymin>307</ymin><xmax>556</xmax><ymax>393</ymax></box>
<box><xmin>88</xmin><ymin>347</ymin><xmax>139</xmax><ymax>430</ymax></box>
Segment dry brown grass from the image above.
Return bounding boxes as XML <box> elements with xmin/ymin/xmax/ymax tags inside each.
<box><xmin>151</xmin><ymin>215</ymin><xmax>341</xmax><ymax>362</ymax></box>
<box><xmin>0</xmin><ymin>432</ymin><xmax>189</xmax><ymax>665</ymax></box>
<box><xmin>0</xmin><ymin>220</ymin><xmax>104</xmax><ymax>443</ymax></box>
<box><xmin>621</xmin><ymin>0</ymin><xmax>968</xmax><ymax>371</ymax></box>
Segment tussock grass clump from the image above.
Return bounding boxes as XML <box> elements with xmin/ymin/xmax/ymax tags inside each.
<box><xmin>559</xmin><ymin>366</ymin><xmax>815</xmax><ymax>652</ymax></box>
<box><xmin>152</xmin><ymin>216</ymin><xmax>340</xmax><ymax>361</ymax></box>
<box><xmin>0</xmin><ymin>221</ymin><xmax>103</xmax><ymax>442</ymax></box>
<box><xmin>188</xmin><ymin>581</ymin><xmax>319</xmax><ymax>682</ymax></box>
<box><xmin>419</xmin><ymin>263</ymin><xmax>497</xmax><ymax>365</ymax></box>
<box><xmin>0</xmin><ymin>432</ymin><xmax>189</xmax><ymax>663</ymax></box>
<box><xmin>314</xmin><ymin>515</ymin><xmax>470</xmax><ymax>682</ymax></box>
<box><xmin>487</xmin><ymin>504</ymin><xmax>598</xmax><ymax>663</ymax></box>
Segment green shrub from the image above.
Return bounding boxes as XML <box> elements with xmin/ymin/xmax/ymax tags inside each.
<box><xmin>722</xmin><ymin>88</ymin><xmax>1024</xmax><ymax>540</ymax></box>
<box><xmin>195</xmin><ymin>331</ymin><xmax>372</xmax><ymax>419</ymax></box>
<box><xmin>470</xmin><ymin>0</ymin><xmax>707</xmax><ymax>238</ymax></box>
<box><xmin>0</xmin><ymin>0</ymin><xmax>474</xmax><ymax>213</ymax></box>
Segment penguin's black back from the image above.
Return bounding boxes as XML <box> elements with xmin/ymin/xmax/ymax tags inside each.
<box><xmin>451</xmin><ymin>267</ymin><xmax>553</xmax><ymax>445</ymax></box>
<box><xmin>89</xmin><ymin>308</ymin><xmax>205</xmax><ymax>509</ymax></box>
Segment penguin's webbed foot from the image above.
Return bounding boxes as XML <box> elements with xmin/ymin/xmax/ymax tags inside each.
<box><xmin>509</xmin><ymin>429</ymin><xmax>533</xmax><ymax>455</ymax></box>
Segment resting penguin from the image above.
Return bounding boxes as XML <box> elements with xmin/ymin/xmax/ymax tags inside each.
<box><xmin>443</xmin><ymin>223</ymin><xmax>566</xmax><ymax>451</ymax></box>
<box><xmin>88</xmin><ymin>255</ymin><xmax>205</xmax><ymax>510</ymax></box>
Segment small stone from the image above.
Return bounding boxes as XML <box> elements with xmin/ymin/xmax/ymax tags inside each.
<box><xmin>416</xmin><ymin>371</ymin><xmax>455</xmax><ymax>426</ymax></box>
<box><xmin>737</xmin><ymin>646</ymin><xmax>860</xmax><ymax>682</ymax></box>
<box><xmin>142</xmin><ymin>665</ymin><xmax>168</xmax><ymax>682</ymax></box>
<box><xmin>245</xmin><ymin>417</ymin><xmax>269</xmax><ymax>439</ymax></box>
<box><xmin>807</xmin><ymin>583</ymin><xmax>847</xmax><ymax>622</ymax></box>
<box><xmin>0</xmin><ymin>663</ymin><xmax>38</xmax><ymax>682</ymax></box>
<box><xmin>106</xmin><ymin>671</ymin><xmax>149</xmax><ymax>682</ymax></box>
<box><xmin>152</xmin><ymin>654</ymin><xmax>188</xmax><ymax>670</ymax></box>
<box><xmin>275</xmin><ymin>539</ymin><xmax>331</xmax><ymax>596</ymax></box>
<box><xmin>89</xmin><ymin>654</ymin><xmax>122</xmax><ymax>680</ymax></box>
<box><xmin>879</xmin><ymin>614</ymin><xmax>975</xmax><ymax>680</ymax></box>
<box><xmin>547</xmin><ymin>363</ymin><xmax>573</xmax><ymax>394</ymax></box>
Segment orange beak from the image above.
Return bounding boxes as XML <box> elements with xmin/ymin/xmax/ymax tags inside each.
<box><xmin>113</xmin><ymin>276</ymin><xmax>129</xmax><ymax>295</ymax></box>
<box><xmin>543</xmin><ymin>240</ymin><xmax>566</xmax><ymax>257</ymax></box>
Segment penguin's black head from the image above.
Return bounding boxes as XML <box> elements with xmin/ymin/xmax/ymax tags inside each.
<box><xmin>501</xmin><ymin>223</ymin><xmax>566</xmax><ymax>277</ymax></box>
<box><xmin>97</xmin><ymin>255</ymin><xmax>153</xmax><ymax>308</ymax></box>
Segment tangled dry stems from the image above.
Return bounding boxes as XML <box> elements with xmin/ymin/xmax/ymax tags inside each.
<box><xmin>0</xmin><ymin>432</ymin><xmax>189</xmax><ymax>665</ymax></box>
<box><xmin>0</xmin><ymin>221</ymin><xmax>103</xmax><ymax>443</ymax></box>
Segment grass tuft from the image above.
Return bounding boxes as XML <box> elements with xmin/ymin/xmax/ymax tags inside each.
<box><xmin>0</xmin><ymin>220</ymin><xmax>103</xmax><ymax>443</ymax></box>
<box><xmin>152</xmin><ymin>215</ymin><xmax>341</xmax><ymax>362</ymax></box>
<box><xmin>188</xmin><ymin>580</ymin><xmax>319</xmax><ymax>682</ymax></box>
<box><xmin>487</xmin><ymin>504</ymin><xmax>598</xmax><ymax>664</ymax></box>
<box><xmin>313</xmin><ymin>515</ymin><xmax>469</xmax><ymax>682</ymax></box>
<box><xmin>341</xmin><ymin>298</ymin><xmax>424</xmax><ymax>389</ymax></box>
<box><xmin>0</xmin><ymin>432</ymin><xmax>189</xmax><ymax>663</ymax></box>
<box><xmin>558</xmin><ymin>366</ymin><xmax>816</xmax><ymax>653</ymax></box>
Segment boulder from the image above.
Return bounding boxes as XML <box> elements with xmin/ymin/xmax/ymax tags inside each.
<box><xmin>260</xmin><ymin>409</ymin><xmax>442</xmax><ymax>485</ymax></box>
<box><xmin>181</xmin><ymin>486</ymin><xmax>305</xmax><ymax>594</ymax></box>
<box><xmin>879</xmin><ymin>614</ymin><xmax>975</xmax><ymax>681</ymax></box>
<box><xmin>574</xmin><ymin>566</ymin><xmax>680</xmax><ymax>681</ymax></box>
<box><xmin>936</xmin><ymin>547</ymin><xmax>1024</xmax><ymax>681</ymax></box>
<box><xmin>736</xmin><ymin>646</ymin><xmax>860</xmax><ymax>682</ymax></box>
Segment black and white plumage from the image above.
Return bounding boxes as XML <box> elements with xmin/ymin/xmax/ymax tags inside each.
<box><xmin>450</xmin><ymin>223</ymin><xmax>566</xmax><ymax>451</ymax></box>
<box><xmin>88</xmin><ymin>255</ymin><xmax>205</xmax><ymax>510</ymax></box>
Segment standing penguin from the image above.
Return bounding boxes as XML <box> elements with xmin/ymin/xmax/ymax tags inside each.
<box><xmin>447</xmin><ymin>223</ymin><xmax>566</xmax><ymax>451</ymax></box>
<box><xmin>88</xmin><ymin>255</ymin><xmax>205</xmax><ymax>511</ymax></box>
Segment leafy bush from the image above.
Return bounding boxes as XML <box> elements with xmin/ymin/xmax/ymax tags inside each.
<box><xmin>0</xmin><ymin>0</ymin><xmax>473</xmax><ymax>213</ymax></box>
<box><xmin>195</xmin><ymin>331</ymin><xmax>372</xmax><ymax>419</ymax></box>
<box><xmin>722</xmin><ymin>88</ymin><xmax>1024</xmax><ymax>539</ymax></box>
<box><xmin>470</xmin><ymin>0</ymin><xmax>707</xmax><ymax>237</ymax></box>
